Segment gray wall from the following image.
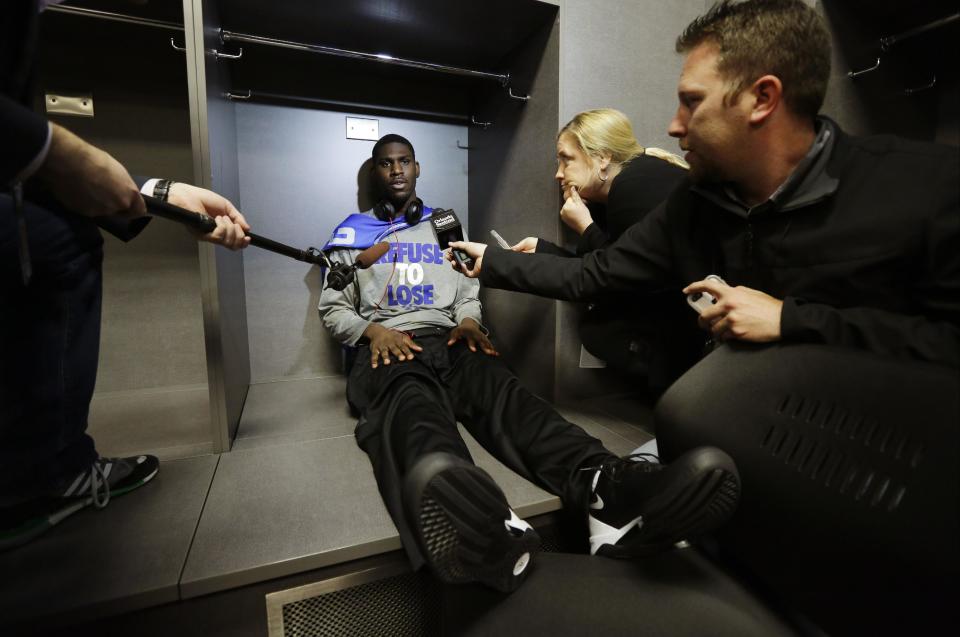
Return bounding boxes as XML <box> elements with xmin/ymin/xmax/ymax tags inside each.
<box><xmin>559</xmin><ymin>0</ymin><xmax>707</xmax><ymax>152</ymax></box>
<box><xmin>235</xmin><ymin>105</ymin><xmax>469</xmax><ymax>383</ymax></box>
<box><xmin>553</xmin><ymin>0</ymin><xmax>707</xmax><ymax>400</ymax></box>
<box><xmin>469</xmin><ymin>9</ymin><xmax>561</xmax><ymax>400</ymax></box>
<box><xmin>37</xmin><ymin>13</ymin><xmax>207</xmax><ymax>395</ymax></box>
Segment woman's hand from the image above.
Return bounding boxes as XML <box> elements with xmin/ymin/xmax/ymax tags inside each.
<box><xmin>511</xmin><ymin>237</ymin><xmax>538</xmax><ymax>253</ymax></box>
<box><xmin>560</xmin><ymin>186</ymin><xmax>593</xmax><ymax>235</ymax></box>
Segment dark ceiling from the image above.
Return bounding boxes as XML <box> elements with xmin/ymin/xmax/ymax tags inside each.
<box><xmin>61</xmin><ymin>0</ymin><xmax>559</xmax><ymax>72</ymax></box>
<box><xmin>217</xmin><ymin>0</ymin><xmax>556</xmax><ymax>72</ymax></box>
<box><xmin>834</xmin><ymin>0</ymin><xmax>957</xmax><ymax>32</ymax></box>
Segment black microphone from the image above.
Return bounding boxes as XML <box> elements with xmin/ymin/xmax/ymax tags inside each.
<box><xmin>324</xmin><ymin>241</ymin><xmax>390</xmax><ymax>290</ymax></box>
<box><xmin>429</xmin><ymin>209</ymin><xmax>474</xmax><ymax>270</ymax></box>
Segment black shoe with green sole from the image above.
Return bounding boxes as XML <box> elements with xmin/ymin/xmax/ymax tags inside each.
<box><xmin>0</xmin><ymin>455</ymin><xmax>159</xmax><ymax>551</ymax></box>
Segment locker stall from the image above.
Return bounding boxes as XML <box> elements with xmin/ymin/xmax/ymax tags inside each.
<box><xmin>183</xmin><ymin>0</ymin><xmax>563</xmax><ymax>449</ymax></box>
<box><xmin>37</xmin><ymin>2</ymin><xmax>215</xmax><ymax>459</ymax></box>
<box><xmin>34</xmin><ymin>0</ymin><xmax>563</xmax><ymax>457</ymax></box>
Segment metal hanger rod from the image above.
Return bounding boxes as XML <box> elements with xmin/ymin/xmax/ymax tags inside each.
<box><xmin>229</xmin><ymin>90</ymin><xmax>473</xmax><ymax>124</ymax></box>
<box><xmin>880</xmin><ymin>12</ymin><xmax>959</xmax><ymax>50</ymax></box>
<box><xmin>45</xmin><ymin>4</ymin><xmax>183</xmax><ymax>32</ymax></box>
<box><xmin>220</xmin><ymin>30</ymin><xmax>510</xmax><ymax>85</ymax></box>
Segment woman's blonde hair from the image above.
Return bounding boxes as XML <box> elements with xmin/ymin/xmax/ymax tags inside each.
<box><xmin>559</xmin><ymin>108</ymin><xmax>688</xmax><ymax>169</ymax></box>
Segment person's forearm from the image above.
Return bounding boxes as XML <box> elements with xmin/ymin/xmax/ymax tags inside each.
<box><xmin>576</xmin><ymin>223</ymin><xmax>608</xmax><ymax>255</ymax></box>
<box><xmin>479</xmin><ymin>249</ymin><xmax>595</xmax><ymax>300</ymax></box>
<box><xmin>781</xmin><ymin>298</ymin><xmax>960</xmax><ymax>368</ymax></box>
<box><xmin>534</xmin><ymin>237</ymin><xmax>576</xmax><ymax>258</ymax></box>
<box><xmin>30</xmin><ymin>123</ymin><xmax>145</xmax><ymax>219</ymax></box>
<box><xmin>318</xmin><ymin>276</ymin><xmax>368</xmax><ymax>345</ymax></box>
<box><xmin>36</xmin><ymin>124</ymin><xmax>88</xmax><ymax>183</ymax></box>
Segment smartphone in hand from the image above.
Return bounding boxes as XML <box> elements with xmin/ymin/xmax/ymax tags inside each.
<box><xmin>489</xmin><ymin>229</ymin><xmax>511</xmax><ymax>249</ymax></box>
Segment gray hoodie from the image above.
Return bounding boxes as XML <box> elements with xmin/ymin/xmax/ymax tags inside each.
<box><xmin>318</xmin><ymin>209</ymin><xmax>483</xmax><ymax>345</ymax></box>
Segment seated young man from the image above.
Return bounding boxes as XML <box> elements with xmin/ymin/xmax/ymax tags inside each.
<box><xmin>317</xmin><ymin>134</ymin><xmax>741</xmax><ymax>592</ymax></box>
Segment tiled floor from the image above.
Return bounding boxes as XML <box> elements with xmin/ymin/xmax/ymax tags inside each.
<box><xmin>231</xmin><ymin>376</ymin><xmax>354</xmax><ymax>451</ymax></box>
<box><xmin>4</xmin><ymin>377</ymin><xmax>659</xmax><ymax>627</ymax></box>
<box><xmin>180</xmin><ymin>434</ymin><xmax>398</xmax><ymax>598</ymax></box>
<box><xmin>0</xmin><ymin>455</ymin><xmax>217</xmax><ymax>627</ymax></box>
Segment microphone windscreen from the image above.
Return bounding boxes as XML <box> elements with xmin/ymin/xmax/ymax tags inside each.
<box><xmin>356</xmin><ymin>241</ymin><xmax>390</xmax><ymax>269</ymax></box>
<box><xmin>429</xmin><ymin>209</ymin><xmax>465</xmax><ymax>246</ymax></box>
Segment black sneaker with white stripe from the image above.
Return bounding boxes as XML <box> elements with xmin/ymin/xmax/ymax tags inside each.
<box><xmin>587</xmin><ymin>446</ymin><xmax>740</xmax><ymax>558</ymax></box>
<box><xmin>403</xmin><ymin>452</ymin><xmax>540</xmax><ymax>593</ymax></box>
<box><xmin>0</xmin><ymin>455</ymin><xmax>159</xmax><ymax>551</ymax></box>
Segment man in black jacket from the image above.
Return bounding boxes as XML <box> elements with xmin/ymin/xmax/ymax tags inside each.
<box><xmin>451</xmin><ymin>0</ymin><xmax>960</xmax><ymax>371</ymax></box>
<box><xmin>451</xmin><ymin>5</ymin><xmax>958</xmax><ymax>619</ymax></box>
<box><xmin>1</xmin><ymin>0</ymin><xmax>249</xmax><ymax>549</ymax></box>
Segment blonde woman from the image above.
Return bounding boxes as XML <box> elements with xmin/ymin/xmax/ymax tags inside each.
<box><xmin>519</xmin><ymin>108</ymin><xmax>688</xmax><ymax>257</ymax></box>
<box><xmin>515</xmin><ymin>109</ymin><xmax>695</xmax><ymax>391</ymax></box>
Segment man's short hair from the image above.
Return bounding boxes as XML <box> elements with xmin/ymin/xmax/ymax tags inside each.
<box><xmin>372</xmin><ymin>134</ymin><xmax>415</xmax><ymax>161</ymax></box>
<box><xmin>676</xmin><ymin>0</ymin><xmax>831</xmax><ymax>120</ymax></box>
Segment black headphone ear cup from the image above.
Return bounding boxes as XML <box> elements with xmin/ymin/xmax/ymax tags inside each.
<box><xmin>375</xmin><ymin>200</ymin><xmax>395</xmax><ymax>220</ymax></box>
<box><xmin>404</xmin><ymin>198</ymin><xmax>423</xmax><ymax>225</ymax></box>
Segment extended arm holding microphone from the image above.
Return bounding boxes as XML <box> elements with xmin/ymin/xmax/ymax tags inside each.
<box><xmin>144</xmin><ymin>194</ymin><xmax>325</xmax><ymax>265</ymax></box>
<box><xmin>143</xmin><ymin>194</ymin><xmax>387</xmax><ymax>290</ymax></box>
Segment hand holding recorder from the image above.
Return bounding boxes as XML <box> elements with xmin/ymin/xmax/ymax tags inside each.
<box><xmin>683</xmin><ymin>275</ymin><xmax>784</xmax><ymax>343</ymax></box>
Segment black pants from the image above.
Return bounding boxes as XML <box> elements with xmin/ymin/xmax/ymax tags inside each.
<box><xmin>347</xmin><ymin>334</ymin><xmax>611</xmax><ymax>568</ymax></box>
<box><xmin>0</xmin><ymin>195</ymin><xmax>103</xmax><ymax>506</ymax></box>
<box><xmin>580</xmin><ymin>299</ymin><xmax>702</xmax><ymax>395</ymax></box>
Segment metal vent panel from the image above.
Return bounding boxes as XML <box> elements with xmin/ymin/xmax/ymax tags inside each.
<box><xmin>267</xmin><ymin>563</ymin><xmax>440</xmax><ymax>637</ymax></box>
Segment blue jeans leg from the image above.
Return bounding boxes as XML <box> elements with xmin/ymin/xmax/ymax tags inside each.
<box><xmin>0</xmin><ymin>194</ymin><xmax>103</xmax><ymax>506</ymax></box>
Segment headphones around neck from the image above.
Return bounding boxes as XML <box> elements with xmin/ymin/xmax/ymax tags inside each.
<box><xmin>374</xmin><ymin>194</ymin><xmax>423</xmax><ymax>226</ymax></box>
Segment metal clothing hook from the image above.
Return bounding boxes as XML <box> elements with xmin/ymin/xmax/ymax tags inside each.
<box><xmin>456</xmin><ymin>140</ymin><xmax>471</xmax><ymax>149</ymax></box>
<box><xmin>211</xmin><ymin>47</ymin><xmax>243</xmax><ymax>60</ymax></box>
<box><xmin>470</xmin><ymin>116</ymin><xmax>492</xmax><ymax>129</ymax></box>
<box><xmin>904</xmin><ymin>75</ymin><xmax>937</xmax><ymax>96</ymax></box>
<box><xmin>848</xmin><ymin>57</ymin><xmax>880</xmax><ymax>79</ymax></box>
<box><xmin>225</xmin><ymin>90</ymin><xmax>252</xmax><ymax>101</ymax></box>
<box><xmin>507</xmin><ymin>87</ymin><xmax>530</xmax><ymax>101</ymax></box>
<box><xmin>170</xmin><ymin>37</ymin><xmax>187</xmax><ymax>52</ymax></box>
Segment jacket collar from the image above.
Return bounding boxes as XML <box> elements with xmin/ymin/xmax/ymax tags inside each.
<box><xmin>691</xmin><ymin>116</ymin><xmax>840</xmax><ymax>218</ymax></box>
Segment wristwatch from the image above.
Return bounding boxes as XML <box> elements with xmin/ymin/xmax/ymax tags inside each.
<box><xmin>153</xmin><ymin>179</ymin><xmax>175</xmax><ymax>203</ymax></box>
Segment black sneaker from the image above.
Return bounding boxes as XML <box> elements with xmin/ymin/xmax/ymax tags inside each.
<box><xmin>403</xmin><ymin>452</ymin><xmax>540</xmax><ymax>593</ymax></box>
<box><xmin>0</xmin><ymin>455</ymin><xmax>159</xmax><ymax>551</ymax></box>
<box><xmin>587</xmin><ymin>446</ymin><xmax>739</xmax><ymax>558</ymax></box>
